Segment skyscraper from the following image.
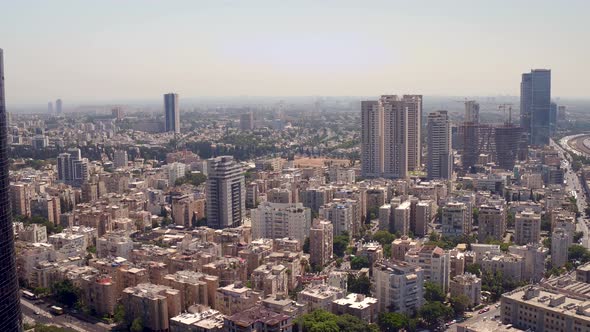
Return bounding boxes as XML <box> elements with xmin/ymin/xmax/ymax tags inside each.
<box><xmin>427</xmin><ymin>110</ymin><xmax>452</xmax><ymax>180</ymax></box>
<box><xmin>361</xmin><ymin>95</ymin><xmax>422</xmax><ymax>179</ymax></box>
<box><xmin>0</xmin><ymin>48</ymin><xmax>23</xmax><ymax>331</ymax></box>
<box><xmin>55</xmin><ymin>98</ymin><xmax>62</xmax><ymax>114</ymax></box>
<box><xmin>206</xmin><ymin>156</ymin><xmax>245</xmax><ymax>229</ymax></box>
<box><xmin>464</xmin><ymin>100</ymin><xmax>479</xmax><ymax>124</ymax></box>
<box><xmin>361</xmin><ymin>100</ymin><xmax>382</xmax><ymax>178</ymax></box>
<box><xmin>164</xmin><ymin>93</ymin><xmax>180</xmax><ymax>133</ymax></box>
<box><xmin>549</xmin><ymin>102</ymin><xmax>557</xmax><ymax>137</ymax></box>
<box><xmin>57</xmin><ymin>148</ymin><xmax>89</xmax><ymax>187</ymax></box>
<box><xmin>48</xmin><ymin>101</ymin><xmax>53</xmax><ymax>113</ymax></box>
<box><xmin>520</xmin><ymin>69</ymin><xmax>551</xmax><ymax>146</ymax></box>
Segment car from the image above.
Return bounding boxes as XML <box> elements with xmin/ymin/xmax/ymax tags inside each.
<box><xmin>495</xmin><ymin>303</ymin><xmax>500</xmax><ymax>308</ymax></box>
<box><xmin>34</xmin><ymin>311</ymin><xmax>40</xmax><ymax>315</ymax></box>
<box><xmin>478</xmin><ymin>307</ymin><xmax>490</xmax><ymax>314</ymax></box>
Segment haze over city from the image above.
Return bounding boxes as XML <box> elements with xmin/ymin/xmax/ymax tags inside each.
<box><xmin>5</xmin><ymin>2</ymin><xmax>590</xmax><ymax>332</ymax></box>
<box><xmin>2</xmin><ymin>0</ymin><xmax>590</xmax><ymax>106</ymax></box>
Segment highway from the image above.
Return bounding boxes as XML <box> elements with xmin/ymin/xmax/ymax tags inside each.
<box><xmin>21</xmin><ymin>297</ymin><xmax>111</xmax><ymax>332</ymax></box>
<box><xmin>551</xmin><ymin>139</ymin><xmax>590</xmax><ymax>248</ymax></box>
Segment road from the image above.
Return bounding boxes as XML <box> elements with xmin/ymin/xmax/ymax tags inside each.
<box><xmin>21</xmin><ymin>297</ymin><xmax>111</xmax><ymax>332</ymax></box>
<box><xmin>551</xmin><ymin>139</ymin><xmax>590</xmax><ymax>248</ymax></box>
<box><xmin>445</xmin><ymin>305</ymin><xmax>500</xmax><ymax>332</ymax></box>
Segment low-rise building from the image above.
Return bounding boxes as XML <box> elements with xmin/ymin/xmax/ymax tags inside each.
<box><xmin>449</xmin><ymin>273</ymin><xmax>481</xmax><ymax>307</ymax></box>
<box><xmin>331</xmin><ymin>293</ymin><xmax>378</xmax><ymax>323</ymax></box>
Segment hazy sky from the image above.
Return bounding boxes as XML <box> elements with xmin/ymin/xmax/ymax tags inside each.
<box><xmin>1</xmin><ymin>0</ymin><xmax>589</xmax><ymax>105</ymax></box>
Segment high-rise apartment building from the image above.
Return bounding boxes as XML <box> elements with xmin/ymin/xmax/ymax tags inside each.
<box><xmin>250</xmin><ymin>202</ymin><xmax>311</xmax><ymax>243</ymax></box>
<box><xmin>361</xmin><ymin>100</ymin><xmax>382</xmax><ymax>178</ymax></box>
<box><xmin>206</xmin><ymin>156</ymin><xmax>245</xmax><ymax>229</ymax></box>
<box><xmin>478</xmin><ymin>204</ymin><xmax>506</xmax><ymax>242</ymax></box>
<box><xmin>427</xmin><ymin>110</ymin><xmax>452</xmax><ymax>180</ymax></box>
<box><xmin>441</xmin><ymin>202</ymin><xmax>470</xmax><ymax>238</ymax></box>
<box><xmin>113</xmin><ymin>150</ymin><xmax>128</xmax><ymax>169</ymax></box>
<box><xmin>164</xmin><ymin>93</ymin><xmax>180</xmax><ymax>133</ymax></box>
<box><xmin>361</xmin><ymin>95</ymin><xmax>422</xmax><ymax>178</ymax></box>
<box><xmin>309</xmin><ymin>219</ymin><xmax>334</xmax><ymax>268</ymax></box>
<box><xmin>520</xmin><ymin>69</ymin><xmax>551</xmax><ymax>146</ymax></box>
<box><xmin>374</xmin><ymin>259</ymin><xmax>424</xmax><ymax>314</ymax></box>
<box><xmin>405</xmin><ymin>245</ymin><xmax>451</xmax><ymax>292</ymax></box>
<box><xmin>0</xmin><ymin>48</ymin><xmax>23</xmax><ymax>331</ymax></box>
<box><xmin>57</xmin><ymin>148</ymin><xmax>89</xmax><ymax>187</ymax></box>
<box><xmin>515</xmin><ymin>210</ymin><xmax>541</xmax><ymax>245</ymax></box>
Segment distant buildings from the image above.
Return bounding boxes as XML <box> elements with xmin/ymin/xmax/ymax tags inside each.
<box><xmin>56</xmin><ymin>98</ymin><xmax>63</xmax><ymax>114</ymax></box>
<box><xmin>240</xmin><ymin>112</ymin><xmax>254</xmax><ymax>130</ymax></box>
<box><xmin>164</xmin><ymin>93</ymin><xmax>180</xmax><ymax>133</ymax></box>
<box><xmin>427</xmin><ymin>110</ymin><xmax>452</xmax><ymax>180</ymax></box>
<box><xmin>113</xmin><ymin>150</ymin><xmax>128</xmax><ymax>169</ymax></box>
<box><xmin>464</xmin><ymin>100</ymin><xmax>480</xmax><ymax>124</ymax></box>
<box><xmin>520</xmin><ymin>69</ymin><xmax>551</xmax><ymax>146</ymax></box>
<box><xmin>206</xmin><ymin>156</ymin><xmax>245</xmax><ymax>229</ymax></box>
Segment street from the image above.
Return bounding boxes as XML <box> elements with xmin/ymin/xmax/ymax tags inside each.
<box><xmin>446</xmin><ymin>305</ymin><xmax>500</xmax><ymax>332</ymax></box>
<box><xmin>551</xmin><ymin>139</ymin><xmax>590</xmax><ymax>249</ymax></box>
<box><xmin>21</xmin><ymin>297</ymin><xmax>111</xmax><ymax>332</ymax></box>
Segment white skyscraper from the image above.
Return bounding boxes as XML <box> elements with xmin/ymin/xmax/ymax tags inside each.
<box><xmin>427</xmin><ymin>110</ymin><xmax>452</xmax><ymax>180</ymax></box>
<box><xmin>206</xmin><ymin>156</ymin><xmax>245</xmax><ymax>229</ymax></box>
<box><xmin>164</xmin><ymin>93</ymin><xmax>180</xmax><ymax>133</ymax></box>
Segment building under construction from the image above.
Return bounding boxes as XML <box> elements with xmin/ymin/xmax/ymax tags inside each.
<box><xmin>459</xmin><ymin>123</ymin><xmax>496</xmax><ymax>171</ymax></box>
<box><xmin>459</xmin><ymin>124</ymin><xmax>526</xmax><ymax>171</ymax></box>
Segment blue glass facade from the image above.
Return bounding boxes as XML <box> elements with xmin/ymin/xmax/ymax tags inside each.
<box><xmin>0</xmin><ymin>49</ymin><xmax>23</xmax><ymax>331</ymax></box>
<box><xmin>520</xmin><ymin>69</ymin><xmax>551</xmax><ymax>146</ymax></box>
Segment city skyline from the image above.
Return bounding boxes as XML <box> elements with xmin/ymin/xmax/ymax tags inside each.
<box><xmin>1</xmin><ymin>1</ymin><xmax>589</xmax><ymax>105</ymax></box>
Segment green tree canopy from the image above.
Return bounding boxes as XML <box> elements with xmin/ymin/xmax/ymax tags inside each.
<box><xmin>351</xmin><ymin>255</ymin><xmax>371</xmax><ymax>270</ymax></box>
<box><xmin>419</xmin><ymin>301</ymin><xmax>453</xmax><ymax>330</ymax></box>
<box><xmin>372</xmin><ymin>230</ymin><xmax>396</xmax><ymax>246</ymax></box>
<box><xmin>424</xmin><ymin>281</ymin><xmax>445</xmax><ymax>302</ymax></box>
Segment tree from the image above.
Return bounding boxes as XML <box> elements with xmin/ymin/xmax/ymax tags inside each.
<box><xmin>574</xmin><ymin>231</ymin><xmax>584</xmax><ymax>243</ymax></box>
<box><xmin>350</xmin><ymin>256</ymin><xmax>370</xmax><ymax>270</ymax></box>
<box><xmin>372</xmin><ymin>230</ymin><xmax>396</xmax><ymax>246</ymax></box>
<box><xmin>569</xmin><ymin>244</ymin><xmax>590</xmax><ymax>264</ymax></box>
<box><xmin>419</xmin><ymin>301</ymin><xmax>453</xmax><ymax>330</ymax></box>
<box><xmin>424</xmin><ymin>281</ymin><xmax>445</xmax><ymax>302</ymax></box>
<box><xmin>52</xmin><ymin>279</ymin><xmax>80</xmax><ymax>307</ymax></box>
<box><xmin>303</xmin><ymin>237</ymin><xmax>310</xmax><ymax>254</ymax></box>
<box><xmin>296</xmin><ymin>309</ymin><xmax>378</xmax><ymax>332</ymax></box>
<box><xmin>378</xmin><ymin>312</ymin><xmax>409</xmax><ymax>332</ymax></box>
<box><xmin>114</xmin><ymin>304</ymin><xmax>125</xmax><ymax>323</ymax></box>
<box><xmin>333</xmin><ymin>235</ymin><xmax>349</xmax><ymax>257</ymax></box>
<box><xmin>131</xmin><ymin>317</ymin><xmax>143</xmax><ymax>332</ymax></box>
<box><xmin>465</xmin><ymin>263</ymin><xmax>481</xmax><ymax>277</ymax></box>
<box><xmin>450</xmin><ymin>295</ymin><xmax>471</xmax><ymax>315</ymax></box>
<box><xmin>347</xmin><ymin>273</ymin><xmax>371</xmax><ymax>295</ymax></box>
